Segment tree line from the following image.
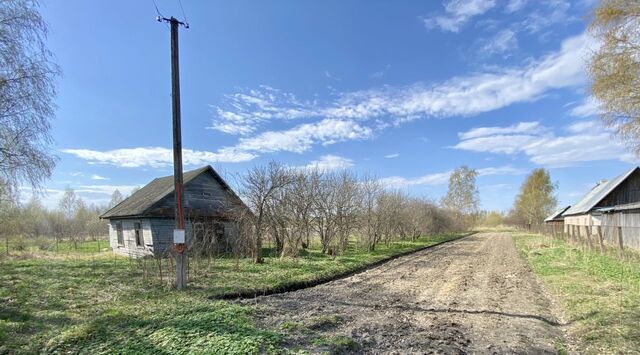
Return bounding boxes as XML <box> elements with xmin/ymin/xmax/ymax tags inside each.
<box><xmin>236</xmin><ymin>163</ymin><xmax>478</xmax><ymax>263</ymax></box>
<box><xmin>0</xmin><ymin>188</ymin><xmax>127</xmax><ymax>253</ymax></box>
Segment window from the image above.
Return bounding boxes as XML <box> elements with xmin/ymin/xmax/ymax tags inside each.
<box><xmin>134</xmin><ymin>222</ymin><xmax>143</xmax><ymax>247</ymax></box>
<box><xmin>116</xmin><ymin>222</ymin><xmax>124</xmax><ymax>245</ymax></box>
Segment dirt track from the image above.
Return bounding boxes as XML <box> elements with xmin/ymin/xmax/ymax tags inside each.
<box><xmin>245</xmin><ymin>233</ymin><xmax>565</xmax><ymax>354</ymax></box>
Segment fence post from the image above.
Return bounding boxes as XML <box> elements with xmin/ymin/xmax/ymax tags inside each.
<box><xmin>617</xmin><ymin>226</ymin><xmax>624</xmax><ymax>259</ymax></box>
<box><xmin>586</xmin><ymin>225</ymin><xmax>593</xmax><ymax>251</ymax></box>
<box><xmin>597</xmin><ymin>225</ymin><xmax>604</xmax><ymax>254</ymax></box>
<box><xmin>577</xmin><ymin>225</ymin><xmax>582</xmax><ymax>249</ymax></box>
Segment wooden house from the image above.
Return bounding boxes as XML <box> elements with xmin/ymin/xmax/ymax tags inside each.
<box><xmin>562</xmin><ymin>166</ymin><xmax>640</xmax><ymax>249</ymax></box>
<box><xmin>100</xmin><ymin>165</ymin><xmax>249</xmax><ymax>257</ymax></box>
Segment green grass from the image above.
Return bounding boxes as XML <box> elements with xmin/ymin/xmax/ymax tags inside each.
<box><xmin>0</xmin><ymin>233</ymin><xmax>462</xmax><ymax>354</ymax></box>
<box><xmin>514</xmin><ymin>233</ymin><xmax>640</xmax><ymax>354</ymax></box>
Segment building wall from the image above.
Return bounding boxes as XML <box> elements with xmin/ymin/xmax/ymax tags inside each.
<box><xmin>601</xmin><ymin>211</ymin><xmax>640</xmax><ymax>249</ymax></box>
<box><xmin>149</xmin><ymin>218</ymin><xmax>237</xmax><ymax>256</ymax></box>
<box><xmin>564</xmin><ymin>211</ymin><xmax>640</xmax><ymax>250</ymax></box>
<box><xmin>108</xmin><ymin>218</ymin><xmax>153</xmax><ymax>257</ymax></box>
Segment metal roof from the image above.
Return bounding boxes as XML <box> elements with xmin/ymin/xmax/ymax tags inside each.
<box><xmin>544</xmin><ymin>205</ymin><xmax>571</xmax><ymax>222</ymax></box>
<box><xmin>100</xmin><ymin>165</ymin><xmax>244</xmax><ymax>219</ymax></box>
<box><xmin>563</xmin><ymin>167</ymin><xmax>639</xmax><ymax>216</ymax></box>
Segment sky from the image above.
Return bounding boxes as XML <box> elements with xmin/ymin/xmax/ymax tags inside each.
<box><xmin>27</xmin><ymin>0</ymin><xmax>636</xmax><ymax>211</ymax></box>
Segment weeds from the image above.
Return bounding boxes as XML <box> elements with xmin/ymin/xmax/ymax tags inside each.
<box><xmin>514</xmin><ymin>233</ymin><xmax>640</xmax><ymax>354</ymax></box>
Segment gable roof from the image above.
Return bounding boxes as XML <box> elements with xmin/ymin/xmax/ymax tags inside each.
<box><xmin>100</xmin><ymin>165</ymin><xmax>245</xmax><ymax>219</ymax></box>
<box><xmin>563</xmin><ymin>167</ymin><xmax>639</xmax><ymax>216</ymax></box>
<box><xmin>544</xmin><ymin>205</ymin><xmax>570</xmax><ymax>222</ymax></box>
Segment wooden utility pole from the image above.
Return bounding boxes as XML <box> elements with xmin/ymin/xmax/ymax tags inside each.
<box><xmin>158</xmin><ymin>16</ymin><xmax>189</xmax><ymax>289</ymax></box>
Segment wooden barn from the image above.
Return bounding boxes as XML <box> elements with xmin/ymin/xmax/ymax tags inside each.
<box><xmin>562</xmin><ymin>166</ymin><xmax>640</xmax><ymax>250</ymax></box>
<box><xmin>544</xmin><ymin>205</ymin><xmax>570</xmax><ymax>226</ymax></box>
<box><xmin>100</xmin><ymin>165</ymin><xmax>249</xmax><ymax>257</ymax></box>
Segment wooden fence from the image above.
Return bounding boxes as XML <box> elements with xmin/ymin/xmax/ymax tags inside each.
<box><xmin>519</xmin><ymin>223</ymin><xmax>640</xmax><ymax>261</ymax></box>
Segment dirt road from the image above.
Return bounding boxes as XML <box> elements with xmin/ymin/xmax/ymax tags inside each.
<box><xmin>245</xmin><ymin>233</ymin><xmax>565</xmax><ymax>354</ymax></box>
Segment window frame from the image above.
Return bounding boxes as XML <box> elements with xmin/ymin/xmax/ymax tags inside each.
<box><xmin>134</xmin><ymin>222</ymin><xmax>143</xmax><ymax>247</ymax></box>
<box><xmin>116</xmin><ymin>221</ymin><xmax>124</xmax><ymax>246</ymax></box>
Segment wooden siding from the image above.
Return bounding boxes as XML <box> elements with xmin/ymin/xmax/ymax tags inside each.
<box><xmin>596</xmin><ymin>170</ymin><xmax>640</xmax><ymax>208</ymax></box>
<box><xmin>145</xmin><ymin>172</ymin><xmax>242</xmax><ymax>218</ymax></box>
<box><xmin>147</xmin><ymin>218</ymin><xmax>236</xmax><ymax>255</ymax></box>
<box><xmin>109</xmin><ymin>219</ymin><xmax>154</xmax><ymax>257</ymax></box>
<box><xmin>602</xmin><ymin>211</ymin><xmax>640</xmax><ymax>249</ymax></box>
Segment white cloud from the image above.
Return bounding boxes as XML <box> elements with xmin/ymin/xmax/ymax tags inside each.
<box><xmin>380</xmin><ymin>171</ymin><xmax>452</xmax><ymax>188</ymax></box>
<box><xmin>506</xmin><ymin>0</ymin><xmax>528</xmax><ymax>12</ymax></box>
<box><xmin>454</xmin><ymin>120</ymin><xmax>636</xmax><ymax>166</ymax></box>
<box><xmin>380</xmin><ymin>165</ymin><xmax>525</xmax><ymax>188</ymax></box>
<box><xmin>569</xmin><ymin>98</ymin><xmax>601</xmax><ymax>117</ymax></box>
<box><xmin>385</xmin><ymin>153</ymin><xmax>400</xmax><ymax>159</ymax></box>
<box><xmin>479</xmin><ymin>29</ymin><xmax>518</xmax><ymax>55</ymax></box>
<box><xmin>231</xmin><ymin>119</ymin><xmax>373</xmax><ymax>154</ymax></box>
<box><xmin>210</xmin><ymin>33</ymin><xmax>592</xmax><ymax>138</ymax></box>
<box><xmin>459</xmin><ymin>121</ymin><xmax>545</xmax><ymax>140</ymax></box>
<box><xmin>297</xmin><ymin>155</ymin><xmax>354</xmax><ymax>171</ymax></box>
<box><xmin>423</xmin><ymin>0</ymin><xmax>497</xmax><ymax>33</ymax></box>
<box><xmin>523</xmin><ymin>0</ymin><xmax>572</xmax><ymax>33</ymax></box>
<box><xmin>75</xmin><ymin>33</ymin><xmax>590</xmax><ymax>169</ymax></box>
<box><xmin>64</xmin><ymin>120</ymin><xmax>370</xmax><ymax>168</ymax></box>
<box><xmin>62</xmin><ymin>147</ymin><xmax>256</xmax><ymax>168</ymax></box>
<box><xmin>209</xmin><ymin>86</ymin><xmax>317</xmax><ymax>136</ymax></box>
<box><xmin>476</xmin><ymin>166</ymin><xmax>527</xmax><ymax>176</ymax></box>
<box><xmin>90</xmin><ymin>174</ymin><xmax>109</xmax><ymax>180</ymax></box>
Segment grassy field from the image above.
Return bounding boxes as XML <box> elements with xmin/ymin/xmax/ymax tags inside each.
<box><xmin>514</xmin><ymin>233</ymin><xmax>640</xmax><ymax>354</ymax></box>
<box><xmin>0</xmin><ymin>233</ymin><xmax>461</xmax><ymax>354</ymax></box>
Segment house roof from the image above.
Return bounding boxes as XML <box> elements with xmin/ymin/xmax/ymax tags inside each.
<box><xmin>563</xmin><ymin>167</ymin><xmax>639</xmax><ymax>216</ymax></box>
<box><xmin>100</xmin><ymin>165</ymin><xmax>245</xmax><ymax>219</ymax></box>
<box><xmin>544</xmin><ymin>205</ymin><xmax>571</xmax><ymax>222</ymax></box>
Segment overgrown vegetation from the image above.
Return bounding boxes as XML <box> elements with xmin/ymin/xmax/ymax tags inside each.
<box><xmin>0</xmin><ymin>233</ymin><xmax>462</xmax><ymax>354</ymax></box>
<box><xmin>514</xmin><ymin>233</ymin><xmax>640</xmax><ymax>354</ymax></box>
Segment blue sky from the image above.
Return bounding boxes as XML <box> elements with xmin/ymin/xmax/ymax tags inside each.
<box><xmin>29</xmin><ymin>0</ymin><xmax>636</xmax><ymax>211</ymax></box>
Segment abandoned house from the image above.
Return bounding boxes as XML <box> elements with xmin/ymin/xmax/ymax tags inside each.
<box><xmin>562</xmin><ymin>166</ymin><xmax>640</xmax><ymax>250</ymax></box>
<box><xmin>100</xmin><ymin>165</ymin><xmax>250</xmax><ymax>257</ymax></box>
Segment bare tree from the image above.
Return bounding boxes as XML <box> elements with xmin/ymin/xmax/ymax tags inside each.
<box><xmin>242</xmin><ymin>162</ymin><xmax>293</xmax><ymax>263</ymax></box>
<box><xmin>109</xmin><ymin>189</ymin><xmax>124</xmax><ymax>208</ymax></box>
<box><xmin>358</xmin><ymin>175</ymin><xmax>383</xmax><ymax>252</ymax></box>
<box><xmin>1</xmin><ymin>0</ymin><xmax>60</xmax><ymax>197</ymax></box>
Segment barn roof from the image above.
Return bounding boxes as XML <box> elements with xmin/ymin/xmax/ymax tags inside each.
<box><xmin>563</xmin><ymin>167</ymin><xmax>639</xmax><ymax>216</ymax></box>
<box><xmin>100</xmin><ymin>165</ymin><xmax>244</xmax><ymax>219</ymax></box>
<box><xmin>544</xmin><ymin>205</ymin><xmax>571</xmax><ymax>222</ymax></box>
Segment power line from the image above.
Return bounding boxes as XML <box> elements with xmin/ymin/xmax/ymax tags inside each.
<box><xmin>177</xmin><ymin>0</ymin><xmax>189</xmax><ymax>28</ymax></box>
<box><xmin>151</xmin><ymin>0</ymin><xmax>170</xmax><ymax>29</ymax></box>
<box><xmin>152</xmin><ymin>0</ymin><xmax>163</xmax><ymax>18</ymax></box>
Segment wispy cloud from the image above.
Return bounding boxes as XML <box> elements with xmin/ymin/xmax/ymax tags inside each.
<box><xmin>62</xmin><ymin>147</ymin><xmax>256</xmax><ymax>167</ymax></box>
<box><xmin>568</xmin><ymin>98</ymin><xmax>601</xmax><ymax>117</ymax></box>
<box><xmin>423</xmin><ymin>0</ymin><xmax>497</xmax><ymax>33</ymax></box>
<box><xmin>385</xmin><ymin>153</ymin><xmax>400</xmax><ymax>159</ymax></box>
<box><xmin>459</xmin><ymin>121</ymin><xmax>545</xmax><ymax>140</ymax></box>
<box><xmin>69</xmin><ymin>33</ymin><xmax>593</xmax><ymax>169</ymax></box>
<box><xmin>380</xmin><ymin>165</ymin><xmax>525</xmax><ymax>188</ymax></box>
<box><xmin>230</xmin><ymin>119</ymin><xmax>373</xmax><ymax>154</ymax></box>
<box><xmin>296</xmin><ymin>154</ymin><xmax>354</xmax><ymax>171</ymax></box>
<box><xmin>506</xmin><ymin>0</ymin><xmax>528</xmax><ymax>12</ymax></box>
<box><xmin>454</xmin><ymin>120</ymin><xmax>636</xmax><ymax>166</ymax></box>
<box><xmin>478</xmin><ymin>29</ymin><xmax>518</xmax><ymax>56</ymax></box>
<box><xmin>211</xmin><ymin>33</ymin><xmax>591</xmax><ymax>134</ymax></box>
<box><xmin>523</xmin><ymin>0</ymin><xmax>573</xmax><ymax>34</ymax></box>
<box><xmin>90</xmin><ymin>174</ymin><xmax>109</xmax><ymax>180</ymax></box>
